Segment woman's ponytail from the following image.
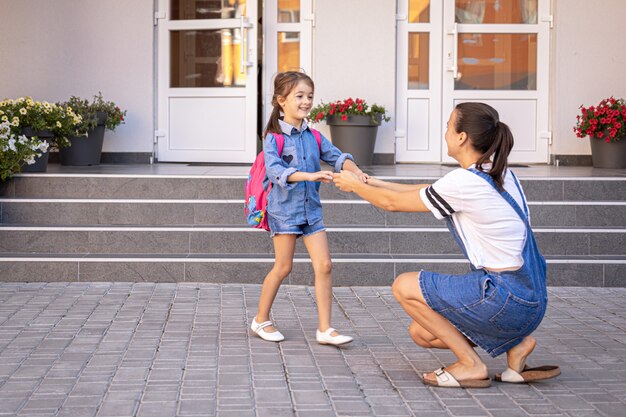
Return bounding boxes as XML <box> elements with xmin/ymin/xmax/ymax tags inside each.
<box><xmin>455</xmin><ymin>103</ymin><xmax>514</xmax><ymax>190</ymax></box>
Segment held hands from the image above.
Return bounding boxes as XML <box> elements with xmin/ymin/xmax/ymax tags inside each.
<box><xmin>332</xmin><ymin>170</ymin><xmax>363</xmax><ymax>192</ymax></box>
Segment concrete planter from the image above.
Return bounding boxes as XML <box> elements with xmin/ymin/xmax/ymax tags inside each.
<box><xmin>590</xmin><ymin>136</ymin><xmax>626</xmax><ymax>169</ymax></box>
<box><xmin>59</xmin><ymin>112</ymin><xmax>107</xmax><ymax>166</ymax></box>
<box><xmin>20</xmin><ymin>128</ymin><xmax>53</xmax><ymax>173</ymax></box>
<box><xmin>327</xmin><ymin>114</ymin><xmax>382</xmax><ymax>166</ymax></box>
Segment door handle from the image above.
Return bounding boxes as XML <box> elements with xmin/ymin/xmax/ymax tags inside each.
<box><xmin>240</xmin><ymin>15</ymin><xmax>253</xmax><ymax>74</ymax></box>
<box><xmin>447</xmin><ymin>23</ymin><xmax>460</xmax><ymax>80</ymax></box>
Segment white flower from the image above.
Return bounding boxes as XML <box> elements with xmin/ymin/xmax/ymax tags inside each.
<box><xmin>1</xmin><ymin>116</ymin><xmax>8</xmax><ymax>122</ymax></box>
<box><xmin>39</xmin><ymin>141</ymin><xmax>49</xmax><ymax>152</ymax></box>
<box><xmin>19</xmin><ymin>108</ymin><xmax>27</xmax><ymax>115</ymax></box>
<box><xmin>56</xmin><ymin>121</ymin><xmax>62</xmax><ymax>128</ymax></box>
<box><xmin>8</xmin><ymin>138</ymin><xmax>16</xmax><ymax>151</ymax></box>
<box><xmin>18</xmin><ymin>135</ymin><xmax>27</xmax><ymax>144</ymax></box>
<box><xmin>24</xmin><ymin>156</ymin><xmax>36</xmax><ymax>165</ymax></box>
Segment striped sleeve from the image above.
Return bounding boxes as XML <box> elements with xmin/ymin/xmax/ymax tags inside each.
<box><xmin>419</xmin><ymin>170</ymin><xmax>464</xmax><ymax>220</ymax></box>
<box><xmin>420</xmin><ymin>186</ymin><xmax>455</xmax><ymax>219</ymax></box>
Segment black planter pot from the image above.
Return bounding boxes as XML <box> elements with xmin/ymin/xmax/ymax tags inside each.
<box><xmin>20</xmin><ymin>128</ymin><xmax>54</xmax><ymax>173</ymax></box>
<box><xmin>327</xmin><ymin>114</ymin><xmax>382</xmax><ymax>165</ymax></box>
<box><xmin>590</xmin><ymin>136</ymin><xmax>626</xmax><ymax>169</ymax></box>
<box><xmin>59</xmin><ymin>112</ymin><xmax>106</xmax><ymax>166</ymax></box>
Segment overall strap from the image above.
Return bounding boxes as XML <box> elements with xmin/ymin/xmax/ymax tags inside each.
<box><xmin>507</xmin><ymin>170</ymin><xmax>529</xmax><ymax>218</ymax></box>
<box><xmin>468</xmin><ymin>168</ymin><xmax>528</xmax><ymax>223</ymax></box>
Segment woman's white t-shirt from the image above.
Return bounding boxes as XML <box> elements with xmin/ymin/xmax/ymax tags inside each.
<box><xmin>419</xmin><ymin>166</ymin><xmax>528</xmax><ymax>269</ymax></box>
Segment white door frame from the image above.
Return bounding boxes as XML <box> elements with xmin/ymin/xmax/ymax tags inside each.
<box><xmin>396</xmin><ymin>0</ymin><xmax>551</xmax><ymax>163</ymax></box>
<box><xmin>156</xmin><ymin>0</ymin><xmax>258</xmax><ymax>163</ymax></box>
<box><xmin>263</xmin><ymin>0</ymin><xmax>313</xmax><ymax>128</ymax></box>
<box><xmin>395</xmin><ymin>1</ymin><xmax>444</xmax><ymax>162</ymax></box>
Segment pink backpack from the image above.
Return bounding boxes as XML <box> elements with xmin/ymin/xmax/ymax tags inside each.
<box><xmin>245</xmin><ymin>129</ymin><xmax>322</xmax><ymax>231</ymax></box>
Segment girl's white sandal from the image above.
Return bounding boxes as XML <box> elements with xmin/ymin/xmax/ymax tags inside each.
<box><xmin>316</xmin><ymin>327</ymin><xmax>353</xmax><ymax>346</ymax></box>
<box><xmin>250</xmin><ymin>318</ymin><xmax>285</xmax><ymax>342</ymax></box>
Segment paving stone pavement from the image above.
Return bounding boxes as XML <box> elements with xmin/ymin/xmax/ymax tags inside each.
<box><xmin>0</xmin><ymin>283</ymin><xmax>625</xmax><ymax>417</ymax></box>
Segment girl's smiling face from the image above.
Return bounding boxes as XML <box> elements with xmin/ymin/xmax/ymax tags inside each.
<box><xmin>277</xmin><ymin>80</ymin><xmax>314</xmax><ymax>127</ymax></box>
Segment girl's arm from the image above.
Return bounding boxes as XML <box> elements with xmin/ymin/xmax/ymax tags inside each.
<box><xmin>333</xmin><ymin>171</ymin><xmax>430</xmax><ymax>213</ymax></box>
<box><xmin>288</xmin><ymin>171</ymin><xmax>334</xmax><ymax>183</ymax></box>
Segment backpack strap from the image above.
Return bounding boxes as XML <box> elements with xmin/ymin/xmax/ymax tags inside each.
<box><xmin>310</xmin><ymin>128</ymin><xmax>322</xmax><ymax>151</ymax></box>
<box><xmin>271</xmin><ymin>133</ymin><xmax>285</xmax><ymax>155</ymax></box>
<box><xmin>272</xmin><ymin>130</ymin><xmax>321</xmax><ymax>154</ymax></box>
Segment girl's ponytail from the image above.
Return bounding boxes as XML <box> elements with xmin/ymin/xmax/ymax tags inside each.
<box><xmin>263</xmin><ymin>104</ymin><xmax>282</xmax><ymax>139</ymax></box>
<box><xmin>263</xmin><ymin>71</ymin><xmax>315</xmax><ymax>139</ymax></box>
<box><xmin>455</xmin><ymin>102</ymin><xmax>514</xmax><ymax>190</ymax></box>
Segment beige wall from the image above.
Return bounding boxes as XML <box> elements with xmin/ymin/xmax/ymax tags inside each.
<box><xmin>313</xmin><ymin>0</ymin><xmax>396</xmax><ymax>155</ymax></box>
<box><xmin>552</xmin><ymin>0</ymin><xmax>626</xmax><ymax>155</ymax></box>
<box><xmin>0</xmin><ymin>0</ymin><xmax>153</xmax><ymax>153</ymax></box>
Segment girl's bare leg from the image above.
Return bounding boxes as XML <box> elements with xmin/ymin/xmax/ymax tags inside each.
<box><xmin>255</xmin><ymin>234</ymin><xmax>297</xmax><ymax>333</ymax></box>
<box><xmin>302</xmin><ymin>231</ymin><xmax>339</xmax><ymax>335</ymax></box>
<box><xmin>392</xmin><ymin>272</ymin><xmax>488</xmax><ymax>382</ymax></box>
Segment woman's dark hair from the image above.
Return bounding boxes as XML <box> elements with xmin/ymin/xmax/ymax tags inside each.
<box><xmin>263</xmin><ymin>71</ymin><xmax>315</xmax><ymax>138</ymax></box>
<box><xmin>454</xmin><ymin>102</ymin><xmax>514</xmax><ymax>189</ymax></box>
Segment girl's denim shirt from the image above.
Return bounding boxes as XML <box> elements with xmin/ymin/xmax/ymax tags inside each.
<box><xmin>264</xmin><ymin>119</ymin><xmax>353</xmax><ymax>225</ymax></box>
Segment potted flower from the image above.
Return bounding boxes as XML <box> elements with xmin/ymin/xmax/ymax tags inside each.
<box><xmin>58</xmin><ymin>92</ymin><xmax>127</xmax><ymax>166</ymax></box>
<box><xmin>308</xmin><ymin>97</ymin><xmax>390</xmax><ymax>165</ymax></box>
<box><xmin>573</xmin><ymin>96</ymin><xmax>626</xmax><ymax>169</ymax></box>
<box><xmin>0</xmin><ymin>120</ymin><xmax>49</xmax><ymax>181</ymax></box>
<box><xmin>0</xmin><ymin>97</ymin><xmax>81</xmax><ymax>172</ymax></box>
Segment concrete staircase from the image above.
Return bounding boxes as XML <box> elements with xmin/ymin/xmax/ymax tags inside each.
<box><xmin>1</xmin><ymin>172</ymin><xmax>625</xmax><ymax>286</ymax></box>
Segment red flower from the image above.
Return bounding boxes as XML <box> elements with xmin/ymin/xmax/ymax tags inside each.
<box><xmin>341</xmin><ymin>114</ymin><xmax>348</xmax><ymax>121</ymax></box>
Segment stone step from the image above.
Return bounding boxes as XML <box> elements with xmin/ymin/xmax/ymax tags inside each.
<box><xmin>0</xmin><ymin>253</ymin><xmax>623</xmax><ymax>287</ymax></box>
<box><xmin>1</xmin><ymin>225</ymin><xmax>624</xmax><ymax>256</ymax></box>
<box><xmin>3</xmin><ymin>174</ymin><xmax>626</xmax><ymax>202</ymax></box>
<box><xmin>2</xmin><ymin>198</ymin><xmax>625</xmax><ymax>227</ymax></box>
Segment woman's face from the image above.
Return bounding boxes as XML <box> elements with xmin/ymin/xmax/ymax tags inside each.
<box><xmin>444</xmin><ymin>110</ymin><xmax>460</xmax><ymax>158</ymax></box>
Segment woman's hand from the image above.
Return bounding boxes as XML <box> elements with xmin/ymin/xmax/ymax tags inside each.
<box><xmin>332</xmin><ymin>170</ymin><xmax>362</xmax><ymax>192</ymax></box>
<box><xmin>308</xmin><ymin>170</ymin><xmax>334</xmax><ymax>183</ymax></box>
<box><xmin>353</xmin><ymin>170</ymin><xmax>370</xmax><ymax>183</ymax></box>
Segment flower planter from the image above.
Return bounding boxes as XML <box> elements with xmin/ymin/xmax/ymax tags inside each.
<box><xmin>20</xmin><ymin>128</ymin><xmax>54</xmax><ymax>173</ymax></box>
<box><xmin>327</xmin><ymin>114</ymin><xmax>382</xmax><ymax>166</ymax></box>
<box><xmin>590</xmin><ymin>137</ymin><xmax>626</xmax><ymax>169</ymax></box>
<box><xmin>59</xmin><ymin>112</ymin><xmax>106</xmax><ymax>166</ymax></box>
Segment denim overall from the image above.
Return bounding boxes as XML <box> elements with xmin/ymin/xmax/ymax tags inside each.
<box><xmin>419</xmin><ymin>169</ymin><xmax>548</xmax><ymax>357</ymax></box>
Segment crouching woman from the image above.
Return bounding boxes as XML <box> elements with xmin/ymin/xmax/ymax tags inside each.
<box><xmin>333</xmin><ymin>102</ymin><xmax>560</xmax><ymax>388</ymax></box>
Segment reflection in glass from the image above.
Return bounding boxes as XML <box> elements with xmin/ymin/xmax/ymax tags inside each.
<box><xmin>278</xmin><ymin>0</ymin><xmax>300</xmax><ymax>22</ymax></box>
<box><xmin>408</xmin><ymin>33</ymin><xmax>429</xmax><ymax>89</ymax></box>
<box><xmin>171</xmin><ymin>0</ymin><xmax>247</xmax><ymax>20</ymax></box>
<box><xmin>408</xmin><ymin>0</ymin><xmax>430</xmax><ymax>23</ymax></box>
<box><xmin>171</xmin><ymin>29</ymin><xmax>246</xmax><ymax>87</ymax></box>
<box><xmin>278</xmin><ymin>32</ymin><xmax>300</xmax><ymax>72</ymax></box>
<box><xmin>455</xmin><ymin>0</ymin><xmax>537</xmax><ymax>24</ymax></box>
<box><xmin>456</xmin><ymin>33</ymin><xmax>537</xmax><ymax>90</ymax></box>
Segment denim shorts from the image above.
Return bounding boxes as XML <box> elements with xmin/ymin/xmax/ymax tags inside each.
<box><xmin>267</xmin><ymin>215</ymin><xmax>326</xmax><ymax>238</ymax></box>
<box><xmin>418</xmin><ymin>268</ymin><xmax>546</xmax><ymax>357</ymax></box>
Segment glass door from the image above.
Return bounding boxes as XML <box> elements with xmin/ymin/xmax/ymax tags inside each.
<box><xmin>442</xmin><ymin>0</ymin><xmax>550</xmax><ymax>163</ymax></box>
<box><xmin>157</xmin><ymin>0</ymin><xmax>258</xmax><ymax>162</ymax></box>
<box><xmin>396</xmin><ymin>0</ymin><xmax>550</xmax><ymax>163</ymax></box>
<box><xmin>396</xmin><ymin>0</ymin><xmax>444</xmax><ymax>162</ymax></box>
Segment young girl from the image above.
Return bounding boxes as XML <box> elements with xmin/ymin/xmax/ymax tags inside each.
<box><xmin>334</xmin><ymin>102</ymin><xmax>560</xmax><ymax>387</ymax></box>
<box><xmin>250</xmin><ymin>71</ymin><xmax>367</xmax><ymax>345</ymax></box>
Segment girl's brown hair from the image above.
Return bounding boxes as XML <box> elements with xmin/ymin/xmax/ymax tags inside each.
<box><xmin>263</xmin><ymin>71</ymin><xmax>315</xmax><ymax>138</ymax></box>
<box><xmin>454</xmin><ymin>102</ymin><xmax>514</xmax><ymax>190</ymax></box>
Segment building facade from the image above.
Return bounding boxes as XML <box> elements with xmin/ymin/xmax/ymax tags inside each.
<box><xmin>1</xmin><ymin>0</ymin><xmax>625</xmax><ymax>165</ymax></box>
